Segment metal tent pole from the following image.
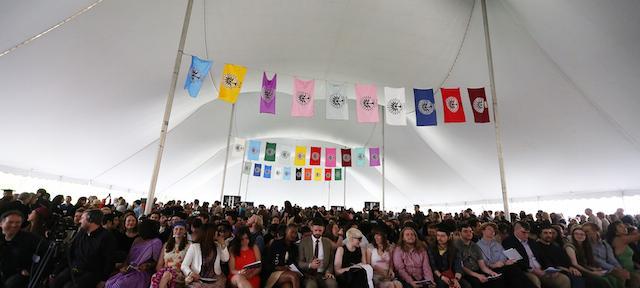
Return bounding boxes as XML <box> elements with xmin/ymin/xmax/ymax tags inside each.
<box><xmin>218</xmin><ymin>104</ymin><xmax>236</xmax><ymax>202</ymax></box>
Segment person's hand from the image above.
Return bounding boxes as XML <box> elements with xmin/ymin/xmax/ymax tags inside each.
<box><xmin>310</xmin><ymin>259</ymin><xmax>321</xmax><ymax>270</ymax></box>
<box><xmin>452</xmin><ymin>280</ymin><xmax>462</xmax><ymax>288</ymax></box>
<box><xmin>569</xmin><ymin>267</ymin><xmax>581</xmax><ymax>277</ymax></box>
<box><xmin>410</xmin><ymin>281</ymin><xmax>421</xmax><ymax>288</ymax></box>
<box><xmin>493</xmin><ymin>261</ymin><xmax>505</xmax><ymax>268</ymax></box>
<box><xmin>505</xmin><ymin>259</ymin><xmax>516</xmax><ymax>265</ymax></box>
<box><xmin>476</xmin><ymin>274</ymin><xmax>488</xmax><ymax>283</ymax></box>
<box><xmin>20</xmin><ymin>269</ymin><xmax>29</xmax><ymax>276</ymax></box>
<box><xmin>191</xmin><ymin>272</ymin><xmax>200</xmax><ymax>282</ymax></box>
<box><xmin>489</xmin><ymin>271</ymin><xmax>499</xmax><ymax>277</ymax></box>
<box><xmin>323</xmin><ymin>272</ymin><xmax>335</xmax><ymax>279</ymax></box>
<box><xmin>388</xmin><ymin>269</ymin><xmax>395</xmax><ymax>279</ymax></box>
<box><xmin>532</xmin><ymin>268</ymin><xmax>545</xmax><ymax>277</ymax></box>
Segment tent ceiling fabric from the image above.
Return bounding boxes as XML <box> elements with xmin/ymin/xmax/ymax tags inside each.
<box><xmin>1</xmin><ymin>0</ymin><xmax>639</xmax><ymax>208</ymax></box>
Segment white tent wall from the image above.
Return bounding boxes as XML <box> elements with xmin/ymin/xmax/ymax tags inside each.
<box><xmin>1</xmin><ymin>0</ymin><xmax>640</xmax><ymax>214</ymax></box>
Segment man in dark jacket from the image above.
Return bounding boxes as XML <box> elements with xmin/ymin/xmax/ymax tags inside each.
<box><xmin>0</xmin><ymin>210</ymin><xmax>42</xmax><ymax>288</ymax></box>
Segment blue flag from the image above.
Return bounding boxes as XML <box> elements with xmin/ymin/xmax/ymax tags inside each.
<box><xmin>414</xmin><ymin>88</ymin><xmax>437</xmax><ymax>126</ymax></box>
<box><xmin>264</xmin><ymin>165</ymin><xmax>272</xmax><ymax>178</ymax></box>
<box><xmin>247</xmin><ymin>140</ymin><xmax>261</xmax><ymax>161</ymax></box>
<box><xmin>354</xmin><ymin>147</ymin><xmax>367</xmax><ymax>167</ymax></box>
<box><xmin>184</xmin><ymin>55</ymin><xmax>213</xmax><ymax>97</ymax></box>
<box><xmin>283</xmin><ymin>167</ymin><xmax>291</xmax><ymax>181</ymax></box>
<box><xmin>253</xmin><ymin>163</ymin><xmax>262</xmax><ymax>177</ymax></box>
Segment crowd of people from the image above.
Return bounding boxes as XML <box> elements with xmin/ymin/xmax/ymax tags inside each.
<box><xmin>1</xmin><ymin>188</ymin><xmax>640</xmax><ymax>288</ymax></box>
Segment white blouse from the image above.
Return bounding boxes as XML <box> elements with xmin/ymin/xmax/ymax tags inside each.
<box><xmin>181</xmin><ymin>243</ymin><xmax>230</xmax><ymax>276</ymax></box>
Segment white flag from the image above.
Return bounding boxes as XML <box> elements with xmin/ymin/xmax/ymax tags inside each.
<box><xmin>231</xmin><ymin>137</ymin><xmax>246</xmax><ymax>157</ymax></box>
<box><xmin>276</xmin><ymin>145</ymin><xmax>293</xmax><ymax>165</ymax></box>
<box><xmin>273</xmin><ymin>166</ymin><xmax>283</xmax><ymax>180</ymax></box>
<box><xmin>325</xmin><ymin>82</ymin><xmax>349</xmax><ymax>120</ymax></box>
<box><xmin>384</xmin><ymin>87</ymin><xmax>407</xmax><ymax>126</ymax></box>
<box><xmin>242</xmin><ymin>161</ymin><xmax>252</xmax><ymax>175</ymax></box>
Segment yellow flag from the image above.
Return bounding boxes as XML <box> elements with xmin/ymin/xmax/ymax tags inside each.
<box><xmin>218</xmin><ymin>64</ymin><xmax>247</xmax><ymax>103</ymax></box>
<box><xmin>313</xmin><ymin>168</ymin><xmax>323</xmax><ymax>181</ymax></box>
<box><xmin>294</xmin><ymin>146</ymin><xmax>307</xmax><ymax>166</ymax></box>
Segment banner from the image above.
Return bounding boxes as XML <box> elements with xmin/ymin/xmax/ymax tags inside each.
<box><xmin>294</xmin><ymin>146</ymin><xmax>307</xmax><ymax>166</ymax></box>
<box><xmin>324</xmin><ymin>168</ymin><xmax>332</xmax><ymax>181</ymax></box>
<box><xmin>218</xmin><ymin>64</ymin><xmax>247</xmax><ymax>103</ymax></box>
<box><xmin>264</xmin><ymin>142</ymin><xmax>276</xmax><ymax>162</ymax></box>
<box><xmin>263</xmin><ymin>165</ymin><xmax>272</xmax><ymax>178</ymax></box>
<box><xmin>283</xmin><ymin>167</ymin><xmax>292</xmax><ymax>181</ymax></box>
<box><xmin>326</xmin><ymin>82</ymin><xmax>349</xmax><ymax>120</ymax></box>
<box><xmin>384</xmin><ymin>87</ymin><xmax>407</xmax><ymax>126</ymax></box>
<box><xmin>335</xmin><ymin>168</ymin><xmax>342</xmax><ymax>181</ymax></box>
<box><xmin>468</xmin><ymin>87</ymin><xmax>490</xmax><ymax>123</ymax></box>
<box><xmin>231</xmin><ymin>137</ymin><xmax>246</xmax><ymax>157</ymax></box>
<box><xmin>354</xmin><ymin>147</ymin><xmax>366</xmax><ymax>167</ymax></box>
<box><xmin>369</xmin><ymin>147</ymin><xmax>380</xmax><ymax>166</ymax></box>
<box><xmin>253</xmin><ymin>163</ymin><xmax>262</xmax><ymax>177</ymax></box>
<box><xmin>242</xmin><ymin>161</ymin><xmax>252</xmax><ymax>174</ymax></box>
<box><xmin>355</xmin><ymin>84</ymin><xmax>379</xmax><ymax>123</ymax></box>
<box><xmin>184</xmin><ymin>55</ymin><xmax>212</xmax><ymax>98</ymax></box>
<box><xmin>313</xmin><ymin>168</ymin><xmax>323</xmax><ymax>181</ymax></box>
<box><xmin>414</xmin><ymin>88</ymin><xmax>437</xmax><ymax>126</ymax></box>
<box><xmin>295</xmin><ymin>168</ymin><xmax>303</xmax><ymax>181</ymax></box>
<box><xmin>304</xmin><ymin>168</ymin><xmax>312</xmax><ymax>180</ymax></box>
<box><xmin>309</xmin><ymin>146</ymin><xmax>321</xmax><ymax>166</ymax></box>
<box><xmin>441</xmin><ymin>87</ymin><xmax>466</xmax><ymax>123</ymax></box>
<box><xmin>260</xmin><ymin>72</ymin><xmax>277</xmax><ymax>114</ymax></box>
<box><xmin>325</xmin><ymin>148</ymin><xmax>337</xmax><ymax>167</ymax></box>
<box><xmin>291</xmin><ymin>78</ymin><xmax>315</xmax><ymax>117</ymax></box>
<box><xmin>276</xmin><ymin>145</ymin><xmax>293</xmax><ymax>165</ymax></box>
<box><xmin>273</xmin><ymin>167</ymin><xmax>283</xmax><ymax>180</ymax></box>
<box><xmin>341</xmin><ymin>148</ymin><xmax>352</xmax><ymax>167</ymax></box>
<box><xmin>247</xmin><ymin>140</ymin><xmax>261</xmax><ymax>161</ymax></box>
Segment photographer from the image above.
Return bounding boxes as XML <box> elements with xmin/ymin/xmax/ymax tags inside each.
<box><xmin>51</xmin><ymin>209</ymin><xmax>116</xmax><ymax>288</ymax></box>
<box><xmin>0</xmin><ymin>210</ymin><xmax>42</xmax><ymax>288</ymax></box>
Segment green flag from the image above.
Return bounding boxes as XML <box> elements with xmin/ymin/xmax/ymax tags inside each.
<box><xmin>334</xmin><ymin>168</ymin><xmax>342</xmax><ymax>181</ymax></box>
<box><xmin>264</xmin><ymin>142</ymin><xmax>276</xmax><ymax>161</ymax></box>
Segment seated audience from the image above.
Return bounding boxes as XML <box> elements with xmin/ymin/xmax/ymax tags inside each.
<box><xmin>366</xmin><ymin>228</ymin><xmax>402</xmax><ymax>288</ymax></box>
<box><xmin>264</xmin><ymin>224</ymin><xmax>301</xmax><ymax>288</ymax></box>
<box><xmin>0</xmin><ymin>210</ymin><xmax>42</xmax><ymax>288</ymax></box>
<box><xmin>298</xmin><ymin>218</ymin><xmax>338</xmax><ymax>288</ymax></box>
<box><xmin>606</xmin><ymin>221</ymin><xmax>640</xmax><ymax>288</ymax></box>
<box><xmin>334</xmin><ymin>227</ymin><xmax>373</xmax><ymax>287</ymax></box>
<box><xmin>429</xmin><ymin>223</ymin><xmax>467</xmax><ymax>288</ymax></box>
<box><xmin>151</xmin><ymin>220</ymin><xmax>190</xmax><ymax>288</ymax></box>
<box><xmin>392</xmin><ymin>226</ymin><xmax>434</xmax><ymax>288</ymax></box>
<box><xmin>564</xmin><ymin>226</ymin><xmax>622</xmax><ymax>288</ymax></box>
<box><xmin>181</xmin><ymin>224</ymin><xmax>229</xmax><ymax>288</ymax></box>
<box><xmin>456</xmin><ymin>222</ymin><xmax>504</xmax><ymax>288</ymax></box>
<box><xmin>228</xmin><ymin>226</ymin><xmax>261</xmax><ymax>288</ymax></box>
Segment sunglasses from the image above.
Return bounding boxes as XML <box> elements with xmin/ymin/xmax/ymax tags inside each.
<box><xmin>354</xmin><ymin>237</ymin><xmax>363</xmax><ymax>241</ymax></box>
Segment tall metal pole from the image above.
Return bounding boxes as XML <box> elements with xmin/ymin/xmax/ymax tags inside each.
<box><xmin>144</xmin><ymin>0</ymin><xmax>194</xmax><ymax>215</ymax></box>
<box><xmin>237</xmin><ymin>140</ymin><xmax>247</xmax><ymax>196</ymax></box>
<box><xmin>343</xmin><ymin>167</ymin><xmax>346</xmax><ymax>207</ymax></box>
<box><xmin>328</xmin><ymin>182</ymin><xmax>331</xmax><ymax>208</ymax></box>
<box><xmin>481</xmin><ymin>0</ymin><xmax>510</xmax><ymax>221</ymax></box>
<box><xmin>381</xmin><ymin>107</ymin><xmax>386</xmax><ymax>211</ymax></box>
<box><xmin>219</xmin><ymin>104</ymin><xmax>236</xmax><ymax>202</ymax></box>
<box><xmin>244</xmin><ymin>171</ymin><xmax>250</xmax><ymax>201</ymax></box>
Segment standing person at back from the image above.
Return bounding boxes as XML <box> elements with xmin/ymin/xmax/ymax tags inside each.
<box><xmin>298</xmin><ymin>218</ymin><xmax>338</xmax><ymax>288</ymax></box>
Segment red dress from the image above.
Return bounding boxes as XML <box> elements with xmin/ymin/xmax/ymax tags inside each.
<box><xmin>229</xmin><ymin>248</ymin><xmax>260</xmax><ymax>288</ymax></box>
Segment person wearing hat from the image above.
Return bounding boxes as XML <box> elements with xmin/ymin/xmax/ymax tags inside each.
<box><xmin>0</xmin><ymin>189</ymin><xmax>14</xmax><ymax>207</ymax></box>
<box><xmin>0</xmin><ymin>192</ymin><xmax>32</xmax><ymax>228</ymax></box>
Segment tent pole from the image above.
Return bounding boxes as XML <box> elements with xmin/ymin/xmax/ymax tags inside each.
<box><xmin>144</xmin><ymin>0</ymin><xmax>194</xmax><ymax>216</ymax></box>
<box><xmin>481</xmin><ymin>0</ymin><xmax>510</xmax><ymax>221</ymax></box>
<box><xmin>237</xmin><ymin>140</ymin><xmax>247</xmax><ymax>196</ymax></box>
<box><xmin>244</xmin><ymin>171</ymin><xmax>250</xmax><ymax>201</ymax></box>
<box><xmin>219</xmin><ymin>103</ymin><xmax>236</xmax><ymax>202</ymax></box>
<box><xmin>343</xmin><ymin>167</ymin><xmax>346</xmax><ymax>208</ymax></box>
<box><xmin>328</xmin><ymin>182</ymin><xmax>331</xmax><ymax>208</ymax></box>
<box><xmin>381</xmin><ymin>107</ymin><xmax>386</xmax><ymax>211</ymax></box>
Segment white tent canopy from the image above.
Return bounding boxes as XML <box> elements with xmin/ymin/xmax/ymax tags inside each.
<box><xmin>1</xmin><ymin>0</ymin><xmax>640</xmax><ymax>212</ymax></box>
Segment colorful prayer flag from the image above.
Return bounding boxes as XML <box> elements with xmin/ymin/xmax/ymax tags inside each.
<box><xmin>295</xmin><ymin>168</ymin><xmax>303</xmax><ymax>181</ymax></box>
<box><xmin>354</xmin><ymin>147</ymin><xmax>366</xmax><ymax>167</ymax></box>
<box><xmin>355</xmin><ymin>84</ymin><xmax>379</xmax><ymax>123</ymax></box>
<box><xmin>263</xmin><ymin>165</ymin><xmax>272</xmax><ymax>178</ymax></box>
<box><xmin>384</xmin><ymin>87</ymin><xmax>407</xmax><ymax>126</ymax></box>
<box><xmin>325</xmin><ymin>148</ymin><xmax>337</xmax><ymax>167</ymax></box>
<box><xmin>468</xmin><ymin>87</ymin><xmax>490</xmax><ymax>123</ymax></box>
<box><xmin>264</xmin><ymin>142</ymin><xmax>276</xmax><ymax>162</ymax></box>
<box><xmin>334</xmin><ymin>168</ymin><xmax>342</xmax><ymax>181</ymax></box>
<box><xmin>247</xmin><ymin>140</ymin><xmax>261</xmax><ymax>161</ymax></box>
<box><xmin>291</xmin><ymin>78</ymin><xmax>315</xmax><ymax>117</ymax></box>
<box><xmin>242</xmin><ymin>161</ymin><xmax>252</xmax><ymax>174</ymax></box>
<box><xmin>414</xmin><ymin>88</ymin><xmax>437</xmax><ymax>126</ymax></box>
<box><xmin>231</xmin><ymin>137</ymin><xmax>246</xmax><ymax>157</ymax></box>
<box><xmin>274</xmin><ymin>167</ymin><xmax>283</xmax><ymax>180</ymax></box>
<box><xmin>304</xmin><ymin>168</ymin><xmax>312</xmax><ymax>181</ymax></box>
<box><xmin>276</xmin><ymin>145</ymin><xmax>293</xmax><ymax>165</ymax></box>
<box><xmin>253</xmin><ymin>163</ymin><xmax>262</xmax><ymax>177</ymax></box>
<box><xmin>341</xmin><ymin>149</ymin><xmax>352</xmax><ymax>167</ymax></box>
<box><xmin>324</xmin><ymin>168</ymin><xmax>332</xmax><ymax>181</ymax></box>
<box><xmin>218</xmin><ymin>64</ymin><xmax>247</xmax><ymax>103</ymax></box>
<box><xmin>441</xmin><ymin>87</ymin><xmax>466</xmax><ymax>123</ymax></box>
<box><xmin>369</xmin><ymin>147</ymin><xmax>380</xmax><ymax>166</ymax></box>
<box><xmin>260</xmin><ymin>72</ymin><xmax>277</xmax><ymax>114</ymax></box>
<box><xmin>184</xmin><ymin>56</ymin><xmax>213</xmax><ymax>98</ymax></box>
<box><xmin>294</xmin><ymin>146</ymin><xmax>307</xmax><ymax>166</ymax></box>
<box><xmin>309</xmin><ymin>146</ymin><xmax>321</xmax><ymax>166</ymax></box>
<box><xmin>283</xmin><ymin>167</ymin><xmax>292</xmax><ymax>181</ymax></box>
<box><xmin>313</xmin><ymin>168</ymin><xmax>323</xmax><ymax>181</ymax></box>
<box><xmin>325</xmin><ymin>82</ymin><xmax>349</xmax><ymax>120</ymax></box>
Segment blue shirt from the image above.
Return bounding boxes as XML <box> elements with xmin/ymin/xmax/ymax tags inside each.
<box><xmin>476</xmin><ymin>238</ymin><xmax>507</xmax><ymax>265</ymax></box>
<box><xmin>591</xmin><ymin>240</ymin><xmax>621</xmax><ymax>271</ymax></box>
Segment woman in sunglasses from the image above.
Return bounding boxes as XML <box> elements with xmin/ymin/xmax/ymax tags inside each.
<box><xmin>334</xmin><ymin>228</ymin><xmax>374</xmax><ymax>287</ymax></box>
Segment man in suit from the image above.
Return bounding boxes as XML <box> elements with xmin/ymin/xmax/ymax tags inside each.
<box><xmin>502</xmin><ymin>221</ymin><xmax>570</xmax><ymax>288</ymax></box>
<box><xmin>298</xmin><ymin>218</ymin><xmax>338</xmax><ymax>288</ymax></box>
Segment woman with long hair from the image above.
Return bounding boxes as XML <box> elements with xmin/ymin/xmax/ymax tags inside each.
<box><xmin>150</xmin><ymin>220</ymin><xmax>191</xmax><ymax>288</ymax></box>
<box><xmin>264</xmin><ymin>224</ymin><xmax>301</xmax><ymax>288</ymax></box>
<box><xmin>605</xmin><ymin>221</ymin><xmax>640</xmax><ymax>287</ymax></box>
<box><xmin>181</xmin><ymin>224</ymin><xmax>228</xmax><ymax>288</ymax></box>
<box><xmin>564</xmin><ymin>226</ymin><xmax>620</xmax><ymax>288</ymax></box>
<box><xmin>367</xmin><ymin>228</ymin><xmax>402</xmax><ymax>288</ymax></box>
<box><xmin>115</xmin><ymin>213</ymin><xmax>139</xmax><ymax>262</ymax></box>
<box><xmin>105</xmin><ymin>219</ymin><xmax>163</xmax><ymax>288</ymax></box>
<box><xmin>228</xmin><ymin>226</ymin><xmax>261</xmax><ymax>288</ymax></box>
<box><xmin>324</xmin><ymin>222</ymin><xmax>344</xmax><ymax>249</ymax></box>
<box><xmin>26</xmin><ymin>206</ymin><xmax>50</xmax><ymax>238</ymax></box>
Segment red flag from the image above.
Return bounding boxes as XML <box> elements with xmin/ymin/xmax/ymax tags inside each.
<box><xmin>468</xmin><ymin>88</ymin><xmax>490</xmax><ymax>123</ymax></box>
<box><xmin>324</xmin><ymin>168</ymin><xmax>332</xmax><ymax>181</ymax></box>
<box><xmin>309</xmin><ymin>146</ymin><xmax>321</xmax><ymax>166</ymax></box>
<box><xmin>341</xmin><ymin>149</ymin><xmax>352</xmax><ymax>167</ymax></box>
<box><xmin>304</xmin><ymin>168</ymin><xmax>312</xmax><ymax>180</ymax></box>
<box><xmin>441</xmin><ymin>88</ymin><xmax>466</xmax><ymax>123</ymax></box>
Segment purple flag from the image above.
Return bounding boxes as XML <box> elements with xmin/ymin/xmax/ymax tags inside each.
<box><xmin>260</xmin><ymin>72</ymin><xmax>277</xmax><ymax>114</ymax></box>
<box><xmin>369</xmin><ymin>147</ymin><xmax>380</xmax><ymax>166</ymax></box>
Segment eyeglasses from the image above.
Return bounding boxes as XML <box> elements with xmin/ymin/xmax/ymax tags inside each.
<box><xmin>354</xmin><ymin>237</ymin><xmax>362</xmax><ymax>241</ymax></box>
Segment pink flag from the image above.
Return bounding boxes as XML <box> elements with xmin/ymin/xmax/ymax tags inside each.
<box><xmin>355</xmin><ymin>84</ymin><xmax>379</xmax><ymax>123</ymax></box>
<box><xmin>369</xmin><ymin>147</ymin><xmax>380</xmax><ymax>166</ymax></box>
<box><xmin>325</xmin><ymin>148</ymin><xmax>336</xmax><ymax>167</ymax></box>
<box><xmin>291</xmin><ymin>78</ymin><xmax>315</xmax><ymax>117</ymax></box>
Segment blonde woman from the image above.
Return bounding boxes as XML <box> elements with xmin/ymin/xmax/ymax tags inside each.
<box><xmin>334</xmin><ymin>228</ymin><xmax>374</xmax><ymax>288</ymax></box>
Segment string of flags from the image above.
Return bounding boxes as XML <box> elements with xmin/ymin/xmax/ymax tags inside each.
<box><xmin>243</xmin><ymin>161</ymin><xmax>343</xmax><ymax>182</ymax></box>
<box><xmin>184</xmin><ymin>56</ymin><xmax>491</xmax><ymax>126</ymax></box>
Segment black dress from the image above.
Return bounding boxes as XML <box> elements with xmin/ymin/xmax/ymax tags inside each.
<box><xmin>337</xmin><ymin>245</ymin><xmax>368</xmax><ymax>287</ymax></box>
